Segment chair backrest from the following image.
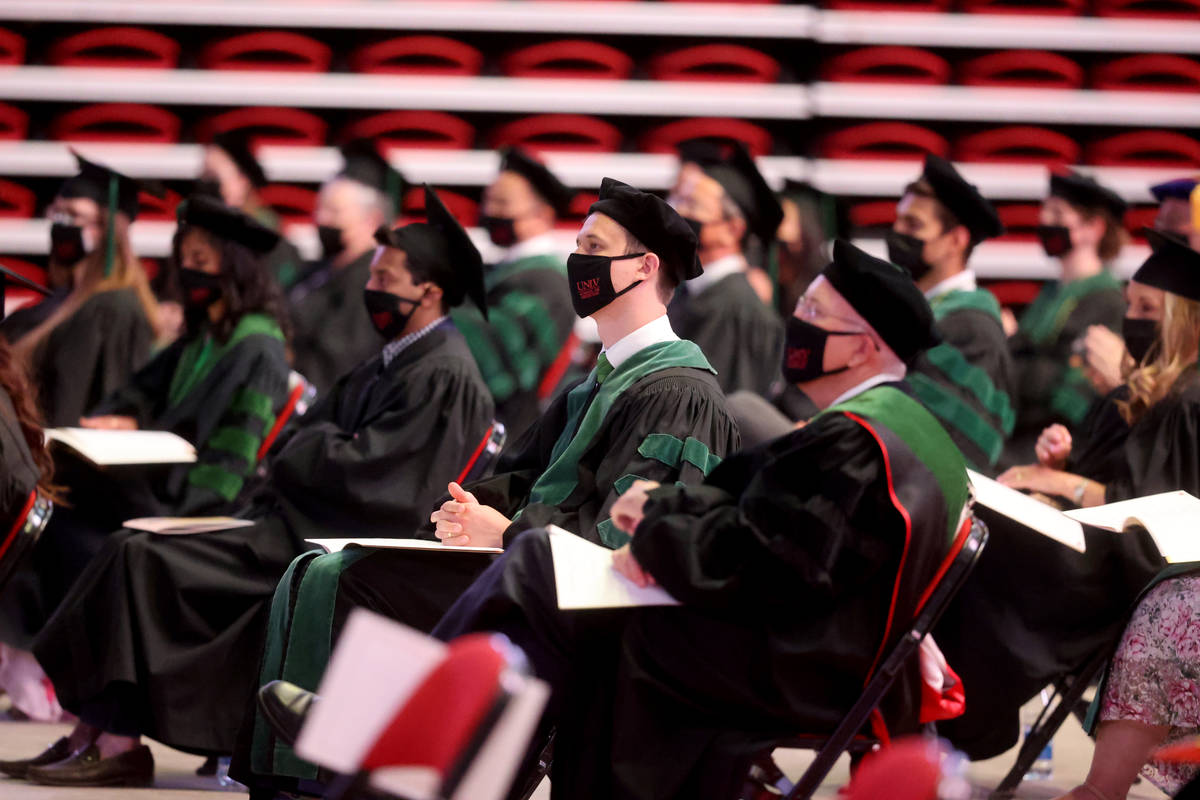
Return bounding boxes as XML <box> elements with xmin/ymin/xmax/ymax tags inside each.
<box><xmin>640</xmin><ymin>117</ymin><xmax>773</xmax><ymax>157</ymax></box>
<box><xmin>1087</xmin><ymin>130</ymin><xmax>1200</xmax><ymax>168</ymax></box>
<box><xmin>200</xmin><ymin>31</ymin><xmax>332</xmax><ymax>73</ymax></box>
<box><xmin>822</xmin><ymin>46</ymin><xmax>950</xmax><ymax>86</ymax></box>
<box><xmin>954</xmin><ymin>125</ymin><xmax>1080</xmax><ymax>166</ymax></box>
<box><xmin>820</xmin><ymin>121</ymin><xmax>947</xmax><ymax>160</ymax></box>
<box><xmin>0</xmin><ymin>491</ymin><xmax>51</xmax><ymax>596</ymax></box>
<box><xmin>650</xmin><ymin>44</ymin><xmax>781</xmax><ymax>84</ymax></box>
<box><xmin>200</xmin><ymin>107</ymin><xmax>328</xmax><ymax>147</ymax></box>
<box><xmin>257</xmin><ymin>372</ymin><xmax>316</xmax><ymax>463</ymax></box>
<box><xmin>457</xmin><ymin>422</ymin><xmax>508</xmax><ymax>485</ymax></box>
<box><xmin>50</xmin><ymin>103</ymin><xmax>181</xmax><ymax>144</ymax></box>
<box><xmin>350</xmin><ymin>36</ymin><xmax>483</xmax><ymax>77</ymax></box>
<box><xmin>489</xmin><ymin>114</ymin><xmax>622</xmax><ymax>154</ymax></box>
<box><xmin>345</xmin><ymin>110</ymin><xmax>476</xmax><ymax>151</ymax></box>
<box><xmin>501</xmin><ymin>40</ymin><xmax>633</xmax><ymax>80</ymax></box>
<box><xmin>258</xmin><ymin>184</ymin><xmax>318</xmax><ymax>228</ymax></box>
<box><xmin>0</xmin><ymin>178</ymin><xmax>35</xmax><ymax>218</ymax></box>
<box><xmin>49</xmin><ymin>26</ymin><xmax>179</xmax><ymax>69</ymax></box>
<box><xmin>1092</xmin><ymin>54</ymin><xmax>1200</xmax><ymax>93</ymax></box>
<box><xmin>0</xmin><ymin>28</ymin><xmax>24</xmax><ymax>65</ymax></box>
<box><xmin>135</xmin><ymin>187</ymin><xmax>182</xmax><ymax>222</ymax></box>
<box><xmin>959</xmin><ymin>50</ymin><xmax>1084</xmax><ymax>89</ymax></box>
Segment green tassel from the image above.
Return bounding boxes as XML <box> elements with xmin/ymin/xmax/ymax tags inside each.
<box><xmin>104</xmin><ymin>173</ymin><xmax>118</xmax><ymax>278</ymax></box>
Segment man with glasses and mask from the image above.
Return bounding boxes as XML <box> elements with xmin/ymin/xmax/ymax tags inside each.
<box><xmin>667</xmin><ymin>141</ymin><xmax>784</xmax><ymax>397</ymax></box>
<box><xmin>888</xmin><ymin>154</ymin><xmax>1015</xmax><ymax>472</ymax></box>
<box><xmin>243</xmin><ymin>178</ymin><xmax>739</xmax><ymax>798</ymax></box>
<box><xmin>414</xmin><ymin>240</ymin><xmax>968</xmax><ymax>800</ymax></box>
<box><xmin>289</xmin><ymin>141</ymin><xmax>400</xmax><ymax>394</ymax></box>
<box><xmin>453</xmin><ymin>147</ymin><xmax>576</xmax><ymax>438</ymax></box>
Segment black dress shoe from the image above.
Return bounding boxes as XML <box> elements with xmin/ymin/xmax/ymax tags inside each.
<box><xmin>26</xmin><ymin>744</ymin><xmax>154</xmax><ymax>787</ymax></box>
<box><xmin>0</xmin><ymin>736</ymin><xmax>73</xmax><ymax>779</ymax></box>
<box><xmin>257</xmin><ymin>680</ymin><xmax>319</xmax><ymax>747</ymax></box>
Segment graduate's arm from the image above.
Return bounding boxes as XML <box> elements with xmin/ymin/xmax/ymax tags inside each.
<box><xmin>91</xmin><ymin>295</ymin><xmax>154</xmax><ymax>414</ymax></box>
<box><xmin>1107</xmin><ymin>389</ymin><xmax>1200</xmax><ymax>502</ymax></box>
<box><xmin>87</xmin><ymin>339</ymin><xmax>184</xmax><ymax>425</ymax></box>
<box><xmin>174</xmin><ymin>344</ymin><xmax>290</xmax><ymax>515</ymax></box>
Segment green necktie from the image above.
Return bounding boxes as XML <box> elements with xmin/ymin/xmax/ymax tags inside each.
<box><xmin>595</xmin><ymin>352</ymin><xmax>614</xmax><ymax>385</ymax></box>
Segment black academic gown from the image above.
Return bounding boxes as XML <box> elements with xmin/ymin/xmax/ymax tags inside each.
<box><xmin>0</xmin><ymin>385</ymin><xmax>43</xmax><ymax>595</ymax></box>
<box><xmin>668</xmin><ymin>270</ymin><xmax>784</xmax><ymax>397</ymax></box>
<box><xmin>31</xmin><ymin>322</ymin><xmax>494</xmax><ymax>755</ymax></box>
<box><xmin>0</xmin><ymin>289</ymin><xmax>69</xmax><ymax>344</ymax></box>
<box><xmin>934</xmin><ymin>378</ymin><xmax>1200</xmax><ymax>760</ymax></box>
<box><xmin>288</xmin><ymin>250</ymin><xmax>378</xmax><ymax>395</ymax></box>
<box><xmin>432</xmin><ymin>381</ymin><xmax>967</xmax><ymax>800</ymax></box>
<box><xmin>32</xmin><ymin>287</ymin><xmax>154</xmax><ymax>427</ymax></box>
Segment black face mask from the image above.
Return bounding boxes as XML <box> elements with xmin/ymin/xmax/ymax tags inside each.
<box><xmin>1122</xmin><ymin>316</ymin><xmax>1158</xmax><ymax>364</ymax></box>
<box><xmin>193</xmin><ymin>177</ymin><xmax>223</xmax><ymax>200</ymax></box>
<box><xmin>363</xmin><ymin>288</ymin><xmax>424</xmax><ymax>341</ymax></box>
<box><xmin>49</xmin><ymin>223</ymin><xmax>87</xmax><ymax>266</ymax></box>
<box><xmin>318</xmin><ymin>225</ymin><xmax>346</xmax><ymax>261</ymax></box>
<box><xmin>1037</xmin><ymin>225</ymin><xmax>1073</xmax><ymax>258</ymax></box>
<box><xmin>566</xmin><ymin>252</ymin><xmax>645</xmax><ymax>318</ymax></box>
<box><xmin>782</xmin><ymin>316</ymin><xmax>864</xmax><ymax>384</ymax></box>
<box><xmin>479</xmin><ymin>215</ymin><xmax>517</xmax><ymax>249</ymax></box>
<box><xmin>179</xmin><ymin>268</ymin><xmax>223</xmax><ymax>311</ymax></box>
<box><xmin>886</xmin><ymin>230</ymin><xmax>934</xmax><ymax>282</ymax></box>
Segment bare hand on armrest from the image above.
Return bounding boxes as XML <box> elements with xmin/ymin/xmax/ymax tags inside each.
<box><xmin>431</xmin><ymin>481</ymin><xmax>512</xmax><ymax>549</ymax></box>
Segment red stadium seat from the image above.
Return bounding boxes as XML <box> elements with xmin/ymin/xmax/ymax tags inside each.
<box><xmin>0</xmin><ymin>28</ymin><xmax>25</xmax><ymax>65</ymax></box>
<box><xmin>826</xmin><ymin>0</ymin><xmax>949</xmax><ymax>13</ymax></box>
<box><xmin>1095</xmin><ymin>0</ymin><xmax>1200</xmax><ymax>17</ymax></box>
<box><xmin>343</xmin><ymin>110</ymin><xmax>475</xmax><ymax>151</ymax></box>
<box><xmin>955</xmin><ymin>126</ymin><xmax>1080</xmax><ymax>166</ymax></box>
<box><xmin>959</xmin><ymin>50</ymin><xmax>1084</xmax><ymax>89</ymax></box>
<box><xmin>51</xmin><ymin>103</ymin><xmax>181</xmax><ymax>143</ymax></box>
<box><xmin>350</xmin><ymin>36</ymin><xmax>483</xmax><ymax>76</ymax></box>
<box><xmin>994</xmin><ymin>203</ymin><xmax>1042</xmax><ymax>240</ymax></box>
<box><xmin>199</xmin><ymin>107</ymin><xmax>327</xmax><ymax>147</ymax></box>
<box><xmin>199</xmin><ymin>31</ymin><xmax>332</xmax><ymax>73</ymax></box>
<box><xmin>136</xmin><ymin>188</ymin><xmax>182</xmax><ymax>222</ymax></box>
<box><xmin>0</xmin><ymin>103</ymin><xmax>26</xmax><ymax>140</ymax></box>
<box><xmin>649</xmin><ymin>44</ymin><xmax>781</xmax><ymax>84</ymax></box>
<box><xmin>985</xmin><ymin>280</ymin><xmax>1043</xmax><ymax>307</ymax></box>
<box><xmin>1087</xmin><ymin>130</ymin><xmax>1200</xmax><ymax>167</ymax></box>
<box><xmin>0</xmin><ymin>258</ymin><xmax>49</xmax><ymax>312</ymax></box>
<box><xmin>640</xmin><ymin>118</ymin><xmax>773</xmax><ymax>157</ymax></box>
<box><xmin>849</xmin><ymin>201</ymin><xmax>897</xmax><ymax>230</ymax></box>
<box><xmin>48</xmin><ymin>27</ymin><xmax>179</xmax><ymax>69</ymax></box>
<box><xmin>490</xmin><ymin>114</ymin><xmax>622</xmax><ymax>153</ymax></box>
<box><xmin>139</xmin><ymin>257</ymin><xmax>161</xmax><ymax>283</ymax></box>
<box><xmin>501</xmin><ymin>40</ymin><xmax>633</xmax><ymax>80</ymax></box>
<box><xmin>960</xmin><ymin>0</ymin><xmax>1084</xmax><ymax>13</ymax></box>
<box><xmin>1125</xmin><ymin>207</ymin><xmax>1158</xmax><ymax>239</ymax></box>
<box><xmin>822</xmin><ymin>47</ymin><xmax>950</xmax><ymax>85</ymax></box>
<box><xmin>259</xmin><ymin>185</ymin><xmax>317</xmax><ymax>228</ymax></box>
<box><xmin>1092</xmin><ymin>54</ymin><xmax>1200</xmax><ymax>93</ymax></box>
<box><xmin>0</xmin><ymin>179</ymin><xmax>35</xmax><ymax>218</ymax></box>
<box><xmin>401</xmin><ymin>187</ymin><xmax>479</xmax><ymax>227</ymax></box>
<box><xmin>555</xmin><ymin>192</ymin><xmax>599</xmax><ymax>230</ymax></box>
<box><xmin>662</xmin><ymin>0</ymin><xmax>779</xmax><ymax>3</ymax></box>
<box><xmin>820</xmin><ymin>122</ymin><xmax>948</xmax><ymax>160</ymax></box>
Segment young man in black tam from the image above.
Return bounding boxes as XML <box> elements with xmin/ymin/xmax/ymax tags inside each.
<box><xmin>421</xmin><ymin>240</ymin><xmax>970</xmax><ymax>800</ymax></box>
<box><xmin>454</xmin><ymin>146</ymin><xmax>576</xmax><ymax>438</ymax></box>
<box><xmin>4</xmin><ymin>187</ymin><xmax>494</xmax><ymax>788</ymax></box>
<box><xmin>889</xmin><ymin>154</ymin><xmax>1016</xmax><ymax>472</ymax></box>
<box><xmin>243</xmin><ymin>178</ymin><xmax>740</xmax><ymax>796</ymax></box>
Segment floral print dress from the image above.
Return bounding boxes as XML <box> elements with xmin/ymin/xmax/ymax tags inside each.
<box><xmin>1100</xmin><ymin>574</ymin><xmax>1200</xmax><ymax>794</ymax></box>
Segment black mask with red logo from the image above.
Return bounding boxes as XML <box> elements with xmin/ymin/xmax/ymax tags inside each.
<box><xmin>565</xmin><ymin>252</ymin><xmax>645</xmax><ymax>318</ymax></box>
<box><xmin>362</xmin><ymin>288</ymin><xmax>425</xmax><ymax>341</ymax></box>
<box><xmin>179</xmin><ymin>268</ymin><xmax>224</xmax><ymax>311</ymax></box>
<box><xmin>781</xmin><ymin>316</ymin><xmax>864</xmax><ymax>384</ymax></box>
<box><xmin>1036</xmin><ymin>225</ymin><xmax>1073</xmax><ymax>258</ymax></box>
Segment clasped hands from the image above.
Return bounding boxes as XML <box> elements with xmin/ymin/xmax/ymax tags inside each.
<box><xmin>431</xmin><ymin>482</ymin><xmax>513</xmax><ymax>549</ymax></box>
<box><xmin>608</xmin><ymin>479</ymin><xmax>659</xmax><ymax>588</ymax></box>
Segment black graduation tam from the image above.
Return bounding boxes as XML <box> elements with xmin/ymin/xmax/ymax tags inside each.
<box><xmin>374</xmin><ymin>184</ymin><xmax>486</xmax><ymax>317</ymax></box>
<box><xmin>211</xmin><ymin>131</ymin><xmax>268</xmax><ymax>189</ymax></box>
<box><xmin>678</xmin><ymin>139</ymin><xmax>784</xmax><ymax>246</ymax></box>
<box><xmin>1150</xmin><ymin>177</ymin><xmax>1199</xmax><ymax>203</ymax></box>
<box><xmin>822</xmin><ymin>239</ymin><xmax>941</xmax><ymax>364</ymax></box>
<box><xmin>178</xmin><ymin>195</ymin><xmax>281</xmax><ymax>254</ymax></box>
<box><xmin>1049</xmin><ymin>170</ymin><xmax>1127</xmax><ymax>220</ymax></box>
<box><xmin>1131</xmin><ymin>228</ymin><xmax>1200</xmax><ymax>302</ymax></box>
<box><xmin>588</xmin><ymin>177</ymin><xmax>701</xmax><ymax>285</ymax></box>
<box><xmin>920</xmin><ymin>154</ymin><xmax>1004</xmax><ymax>242</ymax></box>
<box><xmin>340</xmin><ymin>139</ymin><xmax>407</xmax><ymax>211</ymax></box>
<box><xmin>500</xmin><ymin>146</ymin><xmax>573</xmax><ymax>216</ymax></box>
<box><xmin>60</xmin><ymin>151</ymin><xmax>161</xmax><ymax>221</ymax></box>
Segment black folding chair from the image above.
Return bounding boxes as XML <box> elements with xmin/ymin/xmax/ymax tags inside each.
<box><xmin>458</xmin><ymin>422</ymin><xmax>507</xmax><ymax>485</ymax></box>
<box><xmin>749</xmin><ymin>515</ymin><xmax>990</xmax><ymax>800</ymax></box>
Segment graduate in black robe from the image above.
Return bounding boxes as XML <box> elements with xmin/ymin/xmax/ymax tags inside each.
<box><xmin>888</xmin><ymin>155</ymin><xmax>1016</xmax><ymax>473</ymax></box>
<box><xmin>10</xmin><ymin>155</ymin><xmax>160</xmax><ymax>427</ymax></box>
<box><xmin>427</xmin><ymin>241</ymin><xmax>970</xmax><ymax>800</ymax></box>
<box><xmin>935</xmin><ymin>230</ymin><xmax>1200</xmax><ymax>760</ymax></box>
<box><xmin>667</xmin><ymin>141</ymin><xmax>784</xmax><ymax>397</ymax></box>
<box><xmin>240</xmin><ymin>178</ymin><xmax>740</xmax><ymax>795</ymax></box>
<box><xmin>289</xmin><ymin>141</ymin><xmax>401</xmax><ymax>394</ymax></box>
<box><xmin>8</xmin><ymin>188</ymin><xmax>494</xmax><ymax>786</ymax></box>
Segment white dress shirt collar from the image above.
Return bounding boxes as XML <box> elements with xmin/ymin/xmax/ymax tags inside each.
<box><xmin>685</xmin><ymin>253</ymin><xmax>747</xmax><ymax>296</ymax></box>
<box><xmin>498</xmin><ymin>232</ymin><xmax>560</xmax><ymax>264</ymax></box>
<box><xmin>924</xmin><ymin>269</ymin><xmax>977</xmax><ymax>301</ymax></box>
<box><xmin>827</xmin><ymin>371</ymin><xmax>906</xmax><ymax>409</ymax></box>
<box><xmin>602</xmin><ymin>314</ymin><xmax>679</xmax><ymax>370</ymax></box>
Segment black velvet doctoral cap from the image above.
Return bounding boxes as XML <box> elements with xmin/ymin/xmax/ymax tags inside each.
<box><xmin>178</xmin><ymin>195</ymin><xmax>281</xmax><ymax>254</ymax></box>
<box><xmin>60</xmin><ymin>151</ymin><xmax>160</xmax><ymax>221</ymax></box>
<box><xmin>1132</xmin><ymin>228</ymin><xmax>1200</xmax><ymax>302</ymax></box>
<box><xmin>211</xmin><ymin>131</ymin><xmax>268</xmax><ymax>189</ymax></box>
<box><xmin>1049</xmin><ymin>170</ymin><xmax>1127</xmax><ymax>219</ymax></box>
<box><xmin>822</xmin><ymin>239</ymin><xmax>941</xmax><ymax>364</ymax></box>
<box><xmin>920</xmin><ymin>154</ymin><xmax>1004</xmax><ymax>242</ymax></box>
<box><xmin>339</xmin><ymin>139</ymin><xmax>407</xmax><ymax>211</ymax></box>
<box><xmin>678</xmin><ymin>139</ymin><xmax>784</xmax><ymax>246</ymax></box>
<box><xmin>374</xmin><ymin>184</ymin><xmax>486</xmax><ymax>316</ymax></box>
<box><xmin>1150</xmin><ymin>177</ymin><xmax>1199</xmax><ymax>203</ymax></box>
<box><xmin>588</xmin><ymin>177</ymin><xmax>701</xmax><ymax>285</ymax></box>
<box><xmin>499</xmin><ymin>146</ymin><xmax>573</xmax><ymax>216</ymax></box>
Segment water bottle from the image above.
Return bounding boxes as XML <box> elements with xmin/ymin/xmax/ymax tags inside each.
<box><xmin>1020</xmin><ymin>688</ymin><xmax>1054</xmax><ymax>780</ymax></box>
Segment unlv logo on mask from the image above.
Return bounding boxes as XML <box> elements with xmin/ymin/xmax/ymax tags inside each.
<box><xmin>371</xmin><ymin>312</ymin><xmax>393</xmax><ymax>329</ymax></box>
<box><xmin>576</xmin><ymin>278</ymin><xmax>601</xmax><ymax>300</ymax></box>
<box><xmin>786</xmin><ymin>347</ymin><xmax>810</xmax><ymax>369</ymax></box>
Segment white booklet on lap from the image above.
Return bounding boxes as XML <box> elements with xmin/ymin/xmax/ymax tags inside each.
<box><xmin>547</xmin><ymin>525</ymin><xmax>680</xmax><ymax>610</ymax></box>
<box><xmin>967</xmin><ymin>469</ymin><xmax>1087</xmax><ymax>553</ymax></box>
<box><xmin>46</xmin><ymin>427</ymin><xmax>196</xmax><ymax>465</ymax></box>
<box><xmin>1065</xmin><ymin>491</ymin><xmax>1200</xmax><ymax>563</ymax></box>
<box><xmin>306</xmin><ymin>538</ymin><xmax>502</xmax><ymax>555</ymax></box>
<box><xmin>125</xmin><ymin>516</ymin><xmax>253</xmax><ymax>535</ymax></box>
